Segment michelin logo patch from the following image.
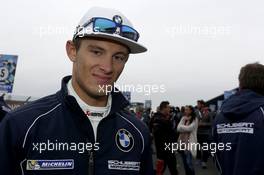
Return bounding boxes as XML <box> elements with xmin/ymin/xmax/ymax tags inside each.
<box><xmin>116</xmin><ymin>128</ymin><xmax>134</xmax><ymax>152</ymax></box>
<box><xmin>26</xmin><ymin>159</ymin><xmax>74</xmax><ymax>170</ymax></box>
<box><xmin>217</xmin><ymin>122</ymin><xmax>254</xmax><ymax>134</ymax></box>
<box><xmin>108</xmin><ymin>160</ymin><xmax>140</xmax><ymax>171</ymax></box>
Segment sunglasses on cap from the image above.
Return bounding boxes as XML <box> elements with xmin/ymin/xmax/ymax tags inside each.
<box><xmin>74</xmin><ymin>16</ymin><xmax>140</xmax><ymax>42</ymax></box>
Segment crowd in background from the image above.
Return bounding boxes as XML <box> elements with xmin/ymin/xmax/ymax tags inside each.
<box><xmin>1</xmin><ymin>63</ymin><xmax>263</xmax><ymax>175</ymax></box>
<box><xmin>132</xmin><ymin>100</ymin><xmax>216</xmax><ymax>175</ymax></box>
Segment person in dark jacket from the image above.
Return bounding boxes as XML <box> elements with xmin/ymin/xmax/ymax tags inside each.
<box><xmin>0</xmin><ymin>7</ymin><xmax>154</xmax><ymax>175</ymax></box>
<box><xmin>213</xmin><ymin>62</ymin><xmax>264</xmax><ymax>175</ymax></box>
<box><xmin>153</xmin><ymin>101</ymin><xmax>178</xmax><ymax>175</ymax></box>
<box><xmin>197</xmin><ymin>105</ymin><xmax>213</xmax><ymax>169</ymax></box>
<box><xmin>0</xmin><ymin>95</ymin><xmax>11</xmax><ymax>122</ymax></box>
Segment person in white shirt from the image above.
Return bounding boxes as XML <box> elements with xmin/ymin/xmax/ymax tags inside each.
<box><xmin>177</xmin><ymin>105</ymin><xmax>198</xmax><ymax>175</ymax></box>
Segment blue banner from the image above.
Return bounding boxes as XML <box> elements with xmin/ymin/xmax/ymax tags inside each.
<box><xmin>0</xmin><ymin>54</ymin><xmax>18</xmax><ymax>93</ymax></box>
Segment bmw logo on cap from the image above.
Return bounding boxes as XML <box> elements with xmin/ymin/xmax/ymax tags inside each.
<box><xmin>115</xmin><ymin>129</ymin><xmax>134</xmax><ymax>152</ymax></box>
<box><xmin>113</xmin><ymin>15</ymin><xmax>123</xmax><ymax>24</ymax></box>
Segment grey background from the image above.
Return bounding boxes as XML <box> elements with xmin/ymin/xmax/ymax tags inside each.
<box><xmin>1</xmin><ymin>0</ymin><xmax>263</xmax><ymax>108</ymax></box>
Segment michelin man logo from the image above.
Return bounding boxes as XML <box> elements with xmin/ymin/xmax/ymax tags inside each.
<box><xmin>27</xmin><ymin>160</ymin><xmax>40</xmax><ymax>170</ymax></box>
<box><xmin>115</xmin><ymin>129</ymin><xmax>134</xmax><ymax>152</ymax></box>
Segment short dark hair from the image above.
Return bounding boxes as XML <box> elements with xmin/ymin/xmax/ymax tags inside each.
<box><xmin>72</xmin><ymin>37</ymin><xmax>83</xmax><ymax>51</ymax></box>
<box><xmin>159</xmin><ymin>101</ymin><xmax>169</xmax><ymax>111</ymax></box>
<box><xmin>197</xmin><ymin>100</ymin><xmax>205</xmax><ymax>105</ymax></box>
<box><xmin>239</xmin><ymin>62</ymin><xmax>264</xmax><ymax>95</ymax></box>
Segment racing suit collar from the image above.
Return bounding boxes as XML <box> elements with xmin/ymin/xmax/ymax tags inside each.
<box><xmin>57</xmin><ymin>76</ymin><xmax>130</xmax><ymax>116</ymax></box>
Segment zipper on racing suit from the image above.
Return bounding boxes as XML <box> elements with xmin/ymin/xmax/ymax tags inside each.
<box><xmin>87</xmin><ymin>114</ymin><xmax>111</xmax><ymax>175</ymax></box>
<box><xmin>88</xmin><ymin>150</ymin><xmax>94</xmax><ymax>175</ymax></box>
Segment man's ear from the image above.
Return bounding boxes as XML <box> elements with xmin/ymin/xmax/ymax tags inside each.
<box><xmin>66</xmin><ymin>40</ymin><xmax>77</xmax><ymax>62</ymax></box>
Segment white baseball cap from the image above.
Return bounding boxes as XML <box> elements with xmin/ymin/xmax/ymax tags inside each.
<box><xmin>73</xmin><ymin>7</ymin><xmax>147</xmax><ymax>54</ymax></box>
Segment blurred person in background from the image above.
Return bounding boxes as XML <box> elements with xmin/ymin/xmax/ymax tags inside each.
<box><xmin>177</xmin><ymin>105</ymin><xmax>198</xmax><ymax>175</ymax></box>
<box><xmin>152</xmin><ymin>101</ymin><xmax>178</xmax><ymax>175</ymax></box>
<box><xmin>196</xmin><ymin>105</ymin><xmax>213</xmax><ymax>169</ymax></box>
<box><xmin>213</xmin><ymin>62</ymin><xmax>264</xmax><ymax>175</ymax></box>
<box><xmin>142</xmin><ymin>107</ymin><xmax>151</xmax><ymax>127</ymax></box>
<box><xmin>170</xmin><ymin>106</ymin><xmax>180</xmax><ymax>141</ymax></box>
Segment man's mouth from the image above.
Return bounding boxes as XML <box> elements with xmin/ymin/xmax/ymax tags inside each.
<box><xmin>93</xmin><ymin>74</ymin><xmax>112</xmax><ymax>85</ymax></box>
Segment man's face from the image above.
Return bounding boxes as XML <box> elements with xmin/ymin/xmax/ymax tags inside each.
<box><xmin>197</xmin><ymin>102</ymin><xmax>202</xmax><ymax>110</ymax></box>
<box><xmin>66</xmin><ymin>38</ymin><xmax>129</xmax><ymax>97</ymax></box>
<box><xmin>163</xmin><ymin>104</ymin><xmax>171</xmax><ymax>117</ymax></box>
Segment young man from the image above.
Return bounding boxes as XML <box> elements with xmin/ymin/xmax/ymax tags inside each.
<box><xmin>213</xmin><ymin>63</ymin><xmax>264</xmax><ymax>175</ymax></box>
<box><xmin>196</xmin><ymin>101</ymin><xmax>213</xmax><ymax>169</ymax></box>
<box><xmin>152</xmin><ymin>101</ymin><xmax>178</xmax><ymax>175</ymax></box>
<box><xmin>0</xmin><ymin>7</ymin><xmax>154</xmax><ymax>175</ymax></box>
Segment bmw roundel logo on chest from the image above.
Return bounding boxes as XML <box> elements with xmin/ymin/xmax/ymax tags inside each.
<box><xmin>115</xmin><ymin>128</ymin><xmax>134</xmax><ymax>152</ymax></box>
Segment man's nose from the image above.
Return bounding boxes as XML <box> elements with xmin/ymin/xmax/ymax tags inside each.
<box><xmin>99</xmin><ymin>56</ymin><xmax>113</xmax><ymax>74</ymax></box>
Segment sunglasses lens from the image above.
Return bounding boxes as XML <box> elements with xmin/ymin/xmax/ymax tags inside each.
<box><xmin>94</xmin><ymin>18</ymin><xmax>116</xmax><ymax>33</ymax></box>
<box><xmin>122</xmin><ymin>26</ymin><xmax>139</xmax><ymax>41</ymax></box>
<box><xmin>92</xmin><ymin>18</ymin><xmax>139</xmax><ymax>41</ymax></box>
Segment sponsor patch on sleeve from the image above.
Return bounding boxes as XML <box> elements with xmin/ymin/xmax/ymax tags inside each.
<box><xmin>26</xmin><ymin>159</ymin><xmax>74</xmax><ymax>170</ymax></box>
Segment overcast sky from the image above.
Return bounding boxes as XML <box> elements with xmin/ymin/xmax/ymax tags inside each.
<box><xmin>1</xmin><ymin>0</ymin><xmax>263</xmax><ymax>108</ymax></box>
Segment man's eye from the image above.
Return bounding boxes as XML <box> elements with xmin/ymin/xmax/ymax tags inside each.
<box><xmin>114</xmin><ymin>55</ymin><xmax>127</xmax><ymax>62</ymax></box>
<box><xmin>91</xmin><ymin>50</ymin><xmax>102</xmax><ymax>56</ymax></box>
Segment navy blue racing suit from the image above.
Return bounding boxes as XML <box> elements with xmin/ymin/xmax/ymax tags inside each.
<box><xmin>213</xmin><ymin>89</ymin><xmax>264</xmax><ymax>175</ymax></box>
<box><xmin>0</xmin><ymin>76</ymin><xmax>154</xmax><ymax>175</ymax></box>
